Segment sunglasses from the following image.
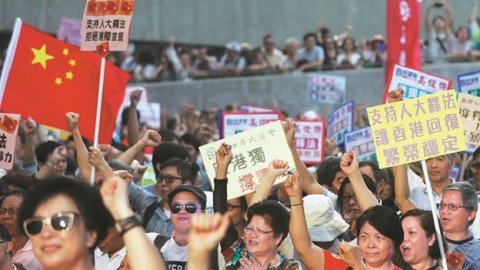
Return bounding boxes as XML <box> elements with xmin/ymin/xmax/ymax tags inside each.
<box><xmin>156</xmin><ymin>175</ymin><xmax>184</xmax><ymax>184</ymax></box>
<box><xmin>23</xmin><ymin>212</ymin><xmax>79</xmax><ymax>237</ymax></box>
<box><xmin>170</xmin><ymin>203</ymin><xmax>198</xmax><ymax>214</ymax></box>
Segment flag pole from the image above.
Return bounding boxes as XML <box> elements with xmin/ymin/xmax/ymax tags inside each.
<box><xmin>90</xmin><ymin>56</ymin><xmax>106</xmax><ymax>186</ymax></box>
<box><xmin>421</xmin><ymin>160</ymin><xmax>447</xmax><ymax>269</ymax></box>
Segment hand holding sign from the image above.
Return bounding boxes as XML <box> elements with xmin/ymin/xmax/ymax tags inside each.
<box><xmin>387</xmin><ymin>88</ymin><xmax>404</xmax><ymax>103</ymax></box>
<box><xmin>215</xmin><ymin>143</ymin><xmax>233</xmax><ymax>179</ymax></box>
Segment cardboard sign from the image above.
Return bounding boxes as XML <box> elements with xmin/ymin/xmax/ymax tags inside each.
<box><xmin>307</xmin><ymin>74</ymin><xmax>346</xmax><ymax>104</ymax></box>
<box><xmin>344</xmin><ymin>126</ymin><xmax>377</xmax><ymax>161</ymax></box>
<box><xmin>458</xmin><ymin>71</ymin><xmax>480</xmax><ymax>96</ymax></box>
<box><xmin>458</xmin><ymin>93</ymin><xmax>480</xmax><ymax>145</ymax></box>
<box><xmin>221</xmin><ymin>111</ymin><xmax>281</xmax><ymax>138</ymax></box>
<box><xmin>326</xmin><ymin>101</ymin><xmax>355</xmax><ymax>146</ymax></box>
<box><xmin>57</xmin><ymin>18</ymin><xmax>82</xmax><ymax>47</ymax></box>
<box><xmin>199</xmin><ymin>121</ymin><xmax>295</xmax><ymax>199</ymax></box>
<box><xmin>369</xmin><ymin>90</ymin><xmax>466</xmax><ymax>168</ymax></box>
<box><xmin>239</xmin><ymin>104</ymin><xmax>276</xmax><ymax>113</ymax></box>
<box><xmin>0</xmin><ymin>113</ymin><xmax>20</xmax><ymax>170</ymax></box>
<box><xmin>384</xmin><ymin>64</ymin><xmax>451</xmax><ymax>102</ymax></box>
<box><xmin>294</xmin><ymin>120</ymin><xmax>325</xmax><ymax>165</ymax></box>
<box><xmin>80</xmin><ymin>0</ymin><xmax>135</xmax><ymax>51</ymax></box>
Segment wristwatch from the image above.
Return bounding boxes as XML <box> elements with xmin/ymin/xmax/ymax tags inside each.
<box><xmin>115</xmin><ymin>213</ymin><xmax>142</xmax><ymax>236</ymax></box>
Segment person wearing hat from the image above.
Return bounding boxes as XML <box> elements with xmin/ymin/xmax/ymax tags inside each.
<box><xmin>217</xmin><ymin>41</ymin><xmax>246</xmax><ymax>76</ymax></box>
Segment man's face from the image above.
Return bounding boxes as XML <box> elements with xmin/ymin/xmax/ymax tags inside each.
<box><xmin>154</xmin><ymin>166</ymin><xmax>185</xmax><ymax>202</ymax></box>
<box><xmin>170</xmin><ymin>191</ymin><xmax>202</xmax><ymax>234</ymax></box>
<box><xmin>44</xmin><ymin>146</ymin><xmax>67</xmax><ymax>176</ymax></box>
<box><xmin>98</xmin><ymin>227</ymin><xmax>123</xmax><ymax>255</ymax></box>
<box><xmin>471</xmin><ymin>155</ymin><xmax>480</xmax><ymax>183</ymax></box>
<box><xmin>329</xmin><ymin>171</ymin><xmax>346</xmax><ymax>194</ymax></box>
<box><xmin>439</xmin><ymin>190</ymin><xmax>475</xmax><ymax>235</ymax></box>
<box><xmin>305</xmin><ymin>36</ymin><xmax>316</xmax><ymax>49</ymax></box>
<box><xmin>425</xmin><ymin>156</ymin><xmax>453</xmax><ymax>184</ymax></box>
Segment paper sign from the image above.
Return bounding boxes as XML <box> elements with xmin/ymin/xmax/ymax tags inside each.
<box><xmin>199</xmin><ymin>121</ymin><xmax>295</xmax><ymax>199</ymax></box>
<box><xmin>369</xmin><ymin>90</ymin><xmax>466</xmax><ymax>169</ymax></box>
<box><xmin>81</xmin><ymin>0</ymin><xmax>135</xmax><ymax>51</ymax></box>
<box><xmin>458</xmin><ymin>71</ymin><xmax>480</xmax><ymax>96</ymax></box>
<box><xmin>326</xmin><ymin>101</ymin><xmax>355</xmax><ymax>146</ymax></box>
<box><xmin>221</xmin><ymin>112</ymin><xmax>281</xmax><ymax>138</ymax></box>
<box><xmin>0</xmin><ymin>113</ymin><xmax>20</xmax><ymax>170</ymax></box>
<box><xmin>57</xmin><ymin>18</ymin><xmax>82</xmax><ymax>47</ymax></box>
<box><xmin>458</xmin><ymin>93</ymin><xmax>480</xmax><ymax>145</ymax></box>
<box><xmin>344</xmin><ymin>126</ymin><xmax>377</xmax><ymax>161</ymax></box>
<box><xmin>117</xmin><ymin>86</ymin><xmax>161</xmax><ymax>129</ymax></box>
<box><xmin>384</xmin><ymin>64</ymin><xmax>451</xmax><ymax>102</ymax></box>
<box><xmin>294</xmin><ymin>120</ymin><xmax>325</xmax><ymax>165</ymax></box>
<box><xmin>239</xmin><ymin>105</ymin><xmax>276</xmax><ymax>113</ymax></box>
<box><xmin>307</xmin><ymin>74</ymin><xmax>346</xmax><ymax>104</ymax></box>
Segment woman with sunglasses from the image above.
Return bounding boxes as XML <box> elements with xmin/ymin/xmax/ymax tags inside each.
<box><xmin>214</xmin><ymin>143</ymin><xmax>301</xmax><ymax>269</ymax></box>
<box><xmin>17</xmin><ymin>177</ymin><xmax>113</xmax><ymax>270</ymax></box>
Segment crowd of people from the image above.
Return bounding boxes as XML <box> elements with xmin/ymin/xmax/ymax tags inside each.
<box><xmin>0</xmin><ymin>87</ymin><xmax>478</xmax><ymax>270</ymax></box>
<box><xmin>90</xmin><ymin>0</ymin><xmax>480</xmax><ymax>83</ymax></box>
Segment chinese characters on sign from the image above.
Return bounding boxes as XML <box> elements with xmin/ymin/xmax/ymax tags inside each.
<box><xmin>384</xmin><ymin>64</ymin><xmax>451</xmax><ymax>102</ymax></box>
<box><xmin>368</xmin><ymin>90</ymin><xmax>466</xmax><ymax>169</ymax></box>
<box><xmin>344</xmin><ymin>126</ymin><xmax>376</xmax><ymax>161</ymax></box>
<box><xmin>458</xmin><ymin>93</ymin><xmax>480</xmax><ymax>145</ymax></box>
<box><xmin>199</xmin><ymin>121</ymin><xmax>295</xmax><ymax>199</ymax></box>
<box><xmin>457</xmin><ymin>71</ymin><xmax>480</xmax><ymax>97</ymax></box>
<box><xmin>326</xmin><ymin>101</ymin><xmax>355</xmax><ymax>146</ymax></box>
<box><xmin>306</xmin><ymin>74</ymin><xmax>346</xmax><ymax>104</ymax></box>
<box><xmin>81</xmin><ymin>0</ymin><xmax>135</xmax><ymax>51</ymax></box>
<box><xmin>221</xmin><ymin>112</ymin><xmax>281</xmax><ymax>138</ymax></box>
<box><xmin>239</xmin><ymin>104</ymin><xmax>276</xmax><ymax>113</ymax></box>
<box><xmin>294</xmin><ymin>121</ymin><xmax>325</xmax><ymax>165</ymax></box>
<box><xmin>0</xmin><ymin>113</ymin><xmax>20</xmax><ymax>170</ymax></box>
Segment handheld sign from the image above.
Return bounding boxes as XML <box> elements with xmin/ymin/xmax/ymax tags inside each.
<box><xmin>221</xmin><ymin>111</ymin><xmax>281</xmax><ymax>138</ymax></box>
<box><xmin>458</xmin><ymin>93</ymin><xmax>480</xmax><ymax>145</ymax></box>
<box><xmin>369</xmin><ymin>90</ymin><xmax>466</xmax><ymax>169</ymax></box>
<box><xmin>200</xmin><ymin>121</ymin><xmax>295</xmax><ymax>199</ymax></box>
<box><xmin>383</xmin><ymin>64</ymin><xmax>451</xmax><ymax>102</ymax></box>
<box><xmin>239</xmin><ymin>104</ymin><xmax>276</xmax><ymax>113</ymax></box>
<box><xmin>457</xmin><ymin>71</ymin><xmax>480</xmax><ymax>96</ymax></box>
<box><xmin>326</xmin><ymin>101</ymin><xmax>355</xmax><ymax>146</ymax></box>
<box><xmin>0</xmin><ymin>113</ymin><xmax>20</xmax><ymax>170</ymax></box>
<box><xmin>294</xmin><ymin>120</ymin><xmax>325</xmax><ymax>165</ymax></box>
<box><xmin>344</xmin><ymin>126</ymin><xmax>376</xmax><ymax>161</ymax></box>
<box><xmin>307</xmin><ymin>74</ymin><xmax>346</xmax><ymax>104</ymax></box>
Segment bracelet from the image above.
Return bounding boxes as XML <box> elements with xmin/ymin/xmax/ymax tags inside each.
<box><xmin>115</xmin><ymin>213</ymin><xmax>142</xmax><ymax>236</ymax></box>
<box><xmin>290</xmin><ymin>201</ymin><xmax>304</xmax><ymax>207</ymax></box>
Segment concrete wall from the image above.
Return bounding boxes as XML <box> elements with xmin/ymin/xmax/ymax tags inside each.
<box><xmin>141</xmin><ymin>62</ymin><xmax>479</xmax><ymax>118</ymax></box>
<box><xmin>0</xmin><ymin>0</ymin><xmax>473</xmax><ymax>47</ymax></box>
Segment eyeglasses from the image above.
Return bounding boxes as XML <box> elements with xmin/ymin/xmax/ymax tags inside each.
<box><xmin>23</xmin><ymin>212</ymin><xmax>79</xmax><ymax>237</ymax></box>
<box><xmin>471</xmin><ymin>163</ymin><xmax>480</xmax><ymax>170</ymax></box>
<box><xmin>156</xmin><ymin>175</ymin><xmax>184</xmax><ymax>184</ymax></box>
<box><xmin>46</xmin><ymin>159</ymin><xmax>67</xmax><ymax>169</ymax></box>
<box><xmin>243</xmin><ymin>226</ymin><xmax>274</xmax><ymax>237</ymax></box>
<box><xmin>341</xmin><ymin>194</ymin><xmax>357</xmax><ymax>204</ymax></box>
<box><xmin>171</xmin><ymin>203</ymin><xmax>198</xmax><ymax>214</ymax></box>
<box><xmin>436</xmin><ymin>203</ymin><xmax>471</xmax><ymax>211</ymax></box>
<box><xmin>226</xmin><ymin>203</ymin><xmax>242</xmax><ymax>211</ymax></box>
<box><xmin>0</xmin><ymin>207</ymin><xmax>19</xmax><ymax>216</ymax></box>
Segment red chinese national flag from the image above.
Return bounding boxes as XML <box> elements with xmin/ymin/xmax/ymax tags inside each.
<box><xmin>0</xmin><ymin>19</ymin><xmax>130</xmax><ymax>143</ymax></box>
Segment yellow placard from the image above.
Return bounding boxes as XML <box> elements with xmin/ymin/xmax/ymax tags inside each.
<box><xmin>367</xmin><ymin>90</ymin><xmax>466</xmax><ymax>169</ymax></box>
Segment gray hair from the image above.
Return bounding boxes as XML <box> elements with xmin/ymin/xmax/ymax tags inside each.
<box><xmin>443</xmin><ymin>182</ymin><xmax>478</xmax><ymax>212</ymax></box>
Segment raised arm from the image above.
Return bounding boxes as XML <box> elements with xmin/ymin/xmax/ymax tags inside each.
<box><xmin>285</xmin><ymin>173</ymin><xmax>325</xmax><ymax>270</ymax></box>
<box><xmin>443</xmin><ymin>2</ymin><xmax>454</xmax><ymax>36</ymax></box>
<box><xmin>100</xmin><ymin>175</ymin><xmax>166</xmax><ymax>270</ymax></box>
<box><xmin>393</xmin><ymin>164</ymin><xmax>417</xmax><ymax>214</ymax></box>
<box><xmin>126</xmin><ymin>89</ymin><xmax>144</xmax><ymax>163</ymax></box>
<box><xmin>117</xmin><ymin>130</ymin><xmax>162</xmax><ymax>165</ymax></box>
<box><xmin>470</xmin><ymin>0</ymin><xmax>478</xmax><ymax>24</ymax></box>
<box><xmin>65</xmin><ymin>112</ymin><xmax>91</xmax><ymax>180</ymax></box>
<box><xmin>88</xmin><ymin>146</ymin><xmax>114</xmax><ymax>181</ymax></box>
<box><xmin>425</xmin><ymin>2</ymin><xmax>435</xmax><ymax>37</ymax></box>
<box><xmin>340</xmin><ymin>150</ymin><xmax>379</xmax><ymax>212</ymax></box>
<box><xmin>249</xmin><ymin>159</ymin><xmax>289</xmax><ymax>206</ymax></box>
<box><xmin>20</xmin><ymin>117</ymin><xmax>38</xmax><ymax>174</ymax></box>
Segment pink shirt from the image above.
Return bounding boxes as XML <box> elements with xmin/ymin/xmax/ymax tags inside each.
<box><xmin>13</xmin><ymin>240</ymin><xmax>43</xmax><ymax>270</ymax></box>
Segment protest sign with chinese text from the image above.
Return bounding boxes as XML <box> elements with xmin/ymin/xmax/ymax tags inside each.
<box><xmin>221</xmin><ymin>111</ymin><xmax>281</xmax><ymax>138</ymax></box>
<box><xmin>369</xmin><ymin>90</ymin><xmax>466</xmax><ymax>169</ymax></box>
<box><xmin>200</xmin><ymin>121</ymin><xmax>295</xmax><ymax>199</ymax></box>
<box><xmin>326</xmin><ymin>101</ymin><xmax>355</xmax><ymax>146</ymax></box>
<box><xmin>307</xmin><ymin>74</ymin><xmax>346</xmax><ymax>104</ymax></box>
<box><xmin>81</xmin><ymin>0</ymin><xmax>135</xmax><ymax>52</ymax></box>
<box><xmin>57</xmin><ymin>18</ymin><xmax>82</xmax><ymax>47</ymax></box>
<box><xmin>294</xmin><ymin>120</ymin><xmax>325</xmax><ymax>165</ymax></box>
<box><xmin>383</xmin><ymin>64</ymin><xmax>451</xmax><ymax>103</ymax></box>
<box><xmin>239</xmin><ymin>104</ymin><xmax>276</xmax><ymax>113</ymax></box>
<box><xmin>344</xmin><ymin>126</ymin><xmax>376</xmax><ymax>161</ymax></box>
<box><xmin>0</xmin><ymin>113</ymin><xmax>20</xmax><ymax>170</ymax></box>
<box><xmin>458</xmin><ymin>93</ymin><xmax>480</xmax><ymax>145</ymax></box>
<box><xmin>458</xmin><ymin>71</ymin><xmax>480</xmax><ymax>97</ymax></box>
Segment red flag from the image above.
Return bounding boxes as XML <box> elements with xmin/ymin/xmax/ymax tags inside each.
<box><xmin>387</xmin><ymin>0</ymin><xmax>422</xmax><ymax>71</ymax></box>
<box><xmin>0</xmin><ymin>19</ymin><xmax>130</xmax><ymax>143</ymax></box>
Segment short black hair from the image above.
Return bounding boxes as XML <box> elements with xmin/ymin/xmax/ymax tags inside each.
<box><xmin>160</xmin><ymin>158</ymin><xmax>198</xmax><ymax>182</ymax></box>
<box><xmin>357</xmin><ymin>205</ymin><xmax>403</xmax><ymax>248</ymax></box>
<box><xmin>247</xmin><ymin>200</ymin><xmax>290</xmax><ymax>244</ymax></box>
<box><xmin>35</xmin><ymin>141</ymin><xmax>60</xmax><ymax>164</ymax></box>
<box><xmin>359</xmin><ymin>160</ymin><xmax>387</xmax><ymax>185</ymax></box>
<box><xmin>17</xmin><ymin>177</ymin><xmax>114</xmax><ymax>250</ymax></box>
<box><xmin>303</xmin><ymin>32</ymin><xmax>318</xmax><ymax>43</ymax></box>
<box><xmin>152</xmin><ymin>143</ymin><xmax>189</xmax><ymax>175</ymax></box>
<box><xmin>180</xmin><ymin>133</ymin><xmax>202</xmax><ymax>151</ymax></box>
<box><xmin>316</xmin><ymin>157</ymin><xmax>342</xmax><ymax>187</ymax></box>
<box><xmin>337</xmin><ymin>174</ymin><xmax>376</xmax><ymax>214</ymax></box>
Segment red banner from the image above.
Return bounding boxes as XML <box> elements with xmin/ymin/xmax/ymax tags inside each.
<box><xmin>387</xmin><ymin>0</ymin><xmax>422</xmax><ymax>71</ymax></box>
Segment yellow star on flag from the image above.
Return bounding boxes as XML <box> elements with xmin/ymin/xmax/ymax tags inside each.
<box><xmin>31</xmin><ymin>44</ymin><xmax>54</xmax><ymax>69</ymax></box>
<box><xmin>69</xmin><ymin>59</ymin><xmax>76</xmax><ymax>67</ymax></box>
<box><xmin>65</xmin><ymin>71</ymin><xmax>74</xmax><ymax>80</ymax></box>
<box><xmin>63</xmin><ymin>48</ymin><xmax>69</xmax><ymax>56</ymax></box>
<box><xmin>55</xmin><ymin>77</ymin><xmax>63</xmax><ymax>85</ymax></box>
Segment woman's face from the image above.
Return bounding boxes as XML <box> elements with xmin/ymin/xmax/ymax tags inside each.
<box><xmin>341</xmin><ymin>183</ymin><xmax>361</xmax><ymax>220</ymax></box>
<box><xmin>0</xmin><ymin>195</ymin><xmax>23</xmax><ymax>237</ymax></box>
<box><xmin>245</xmin><ymin>215</ymin><xmax>281</xmax><ymax>257</ymax></box>
<box><xmin>358</xmin><ymin>222</ymin><xmax>395</xmax><ymax>268</ymax></box>
<box><xmin>401</xmin><ymin>216</ymin><xmax>434</xmax><ymax>266</ymax></box>
<box><xmin>28</xmin><ymin>194</ymin><xmax>97</xmax><ymax>269</ymax></box>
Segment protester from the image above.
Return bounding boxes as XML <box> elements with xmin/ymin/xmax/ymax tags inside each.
<box><xmin>0</xmin><ymin>224</ymin><xmax>26</xmax><ymax>270</ymax></box>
